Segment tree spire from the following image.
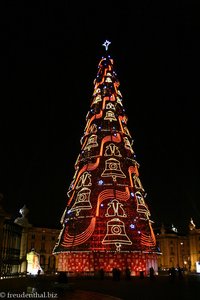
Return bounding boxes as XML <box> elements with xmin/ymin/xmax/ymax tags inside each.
<box><xmin>102</xmin><ymin>40</ymin><xmax>111</xmax><ymax>51</ymax></box>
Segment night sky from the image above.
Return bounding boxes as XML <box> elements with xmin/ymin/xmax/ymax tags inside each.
<box><xmin>1</xmin><ymin>1</ymin><xmax>199</xmax><ymax>233</ymax></box>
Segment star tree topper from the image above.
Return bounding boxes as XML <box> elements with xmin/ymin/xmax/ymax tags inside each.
<box><xmin>102</xmin><ymin>40</ymin><xmax>111</xmax><ymax>51</ymax></box>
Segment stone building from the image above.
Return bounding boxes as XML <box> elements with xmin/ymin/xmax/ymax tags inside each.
<box><xmin>1</xmin><ymin>219</ymin><xmax>22</xmax><ymax>275</ymax></box>
<box><xmin>156</xmin><ymin>223</ymin><xmax>190</xmax><ymax>271</ymax></box>
<box><xmin>0</xmin><ymin>194</ymin><xmax>22</xmax><ymax>276</ymax></box>
<box><xmin>188</xmin><ymin>218</ymin><xmax>200</xmax><ymax>272</ymax></box>
<box><xmin>27</xmin><ymin>226</ymin><xmax>60</xmax><ymax>273</ymax></box>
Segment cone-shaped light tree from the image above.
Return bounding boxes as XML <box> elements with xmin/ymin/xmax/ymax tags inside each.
<box><xmin>53</xmin><ymin>41</ymin><xmax>159</xmax><ymax>275</ymax></box>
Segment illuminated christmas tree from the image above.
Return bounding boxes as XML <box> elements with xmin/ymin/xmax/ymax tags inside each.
<box><xmin>53</xmin><ymin>41</ymin><xmax>158</xmax><ymax>275</ymax></box>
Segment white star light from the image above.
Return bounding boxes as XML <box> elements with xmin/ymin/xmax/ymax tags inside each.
<box><xmin>102</xmin><ymin>40</ymin><xmax>111</xmax><ymax>51</ymax></box>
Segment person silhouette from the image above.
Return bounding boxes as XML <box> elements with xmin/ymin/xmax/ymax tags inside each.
<box><xmin>125</xmin><ymin>267</ymin><xmax>131</xmax><ymax>280</ymax></box>
<box><xmin>99</xmin><ymin>268</ymin><xmax>105</xmax><ymax>280</ymax></box>
<box><xmin>149</xmin><ymin>267</ymin><xmax>155</xmax><ymax>280</ymax></box>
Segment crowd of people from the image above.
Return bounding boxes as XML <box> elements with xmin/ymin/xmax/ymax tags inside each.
<box><xmin>54</xmin><ymin>266</ymin><xmax>184</xmax><ymax>282</ymax></box>
<box><xmin>99</xmin><ymin>266</ymin><xmax>155</xmax><ymax>281</ymax></box>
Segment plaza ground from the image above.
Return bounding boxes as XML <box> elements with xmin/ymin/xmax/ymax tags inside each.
<box><xmin>0</xmin><ymin>273</ymin><xmax>200</xmax><ymax>299</ymax></box>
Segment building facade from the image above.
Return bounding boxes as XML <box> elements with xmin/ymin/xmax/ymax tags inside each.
<box><xmin>188</xmin><ymin>218</ymin><xmax>200</xmax><ymax>272</ymax></box>
<box><xmin>27</xmin><ymin>227</ymin><xmax>60</xmax><ymax>274</ymax></box>
<box><xmin>156</xmin><ymin>224</ymin><xmax>190</xmax><ymax>271</ymax></box>
<box><xmin>0</xmin><ymin>219</ymin><xmax>22</xmax><ymax>275</ymax></box>
<box><xmin>0</xmin><ymin>194</ymin><xmax>22</xmax><ymax>276</ymax></box>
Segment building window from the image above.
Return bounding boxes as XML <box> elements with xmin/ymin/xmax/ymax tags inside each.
<box><xmin>40</xmin><ymin>255</ymin><xmax>45</xmax><ymax>267</ymax></box>
<box><xmin>42</xmin><ymin>235</ymin><xmax>45</xmax><ymax>241</ymax></box>
<box><xmin>31</xmin><ymin>234</ymin><xmax>35</xmax><ymax>239</ymax></box>
<box><xmin>170</xmin><ymin>247</ymin><xmax>174</xmax><ymax>255</ymax></box>
<box><xmin>41</xmin><ymin>242</ymin><xmax>46</xmax><ymax>252</ymax></box>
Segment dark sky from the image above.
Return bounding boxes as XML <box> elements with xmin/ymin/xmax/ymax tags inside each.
<box><xmin>1</xmin><ymin>1</ymin><xmax>199</xmax><ymax>233</ymax></box>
